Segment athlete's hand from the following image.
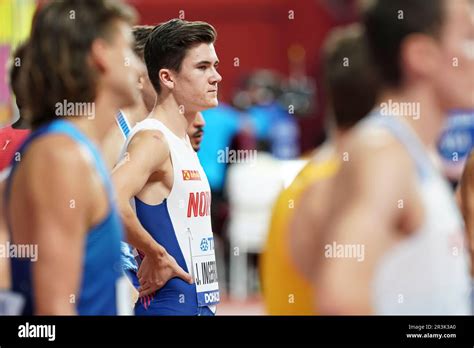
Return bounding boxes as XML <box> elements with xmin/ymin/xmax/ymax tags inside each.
<box><xmin>137</xmin><ymin>249</ymin><xmax>193</xmax><ymax>297</ymax></box>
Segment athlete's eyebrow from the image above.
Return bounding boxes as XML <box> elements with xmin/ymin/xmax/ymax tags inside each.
<box><xmin>195</xmin><ymin>60</ymin><xmax>219</xmax><ymax>66</ymax></box>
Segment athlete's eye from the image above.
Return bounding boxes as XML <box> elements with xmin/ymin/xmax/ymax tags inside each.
<box><xmin>198</xmin><ymin>66</ymin><xmax>207</xmax><ymax>70</ymax></box>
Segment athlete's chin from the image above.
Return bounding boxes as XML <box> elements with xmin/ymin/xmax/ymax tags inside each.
<box><xmin>194</xmin><ymin>97</ymin><xmax>218</xmax><ymax>112</ymax></box>
<box><xmin>206</xmin><ymin>98</ymin><xmax>219</xmax><ymax>108</ymax></box>
<box><xmin>196</xmin><ymin>101</ymin><xmax>218</xmax><ymax>111</ymax></box>
<box><xmin>119</xmin><ymin>92</ymin><xmax>139</xmax><ymax>110</ymax></box>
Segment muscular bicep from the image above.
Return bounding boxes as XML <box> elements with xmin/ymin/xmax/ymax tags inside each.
<box><xmin>112</xmin><ymin>130</ymin><xmax>169</xmax><ymax>201</ymax></box>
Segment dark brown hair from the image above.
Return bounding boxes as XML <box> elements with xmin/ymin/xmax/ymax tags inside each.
<box><xmin>9</xmin><ymin>41</ymin><xmax>29</xmax><ymax>111</ymax></box>
<box><xmin>363</xmin><ymin>0</ymin><xmax>446</xmax><ymax>87</ymax></box>
<box><xmin>132</xmin><ymin>25</ymin><xmax>154</xmax><ymax>59</ymax></box>
<box><xmin>322</xmin><ymin>24</ymin><xmax>379</xmax><ymax>130</ymax></box>
<box><xmin>20</xmin><ymin>0</ymin><xmax>136</xmax><ymax>129</ymax></box>
<box><xmin>145</xmin><ymin>19</ymin><xmax>217</xmax><ymax>94</ymax></box>
<box><xmin>9</xmin><ymin>41</ymin><xmax>30</xmax><ymax>129</ymax></box>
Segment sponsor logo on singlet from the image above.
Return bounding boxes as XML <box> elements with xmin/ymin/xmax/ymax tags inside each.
<box><xmin>182</xmin><ymin>170</ymin><xmax>201</xmax><ymax>181</ymax></box>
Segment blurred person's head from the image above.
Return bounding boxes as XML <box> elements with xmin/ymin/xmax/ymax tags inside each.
<box><xmin>20</xmin><ymin>0</ymin><xmax>142</xmax><ymax>130</ymax></box>
<box><xmin>231</xmin><ymin>90</ymin><xmax>252</xmax><ymax>111</ymax></box>
<box><xmin>132</xmin><ymin>25</ymin><xmax>156</xmax><ymax>112</ymax></box>
<box><xmin>8</xmin><ymin>41</ymin><xmax>29</xmax><ymax>129</ymax></box>
<box><xmin>363</xmin><ymin>0</ymin><xmax>474</xmax><ymax>111</ymax></box>
<box><xmin>145</xmin><ymin>19</ymin><xmax>221</xmax><ymax>114</ymax></box>
<box><xmin>244</xmin><ymin>70</ymin><xmax>283</xmax><ymax>106</ymax></box>
<box><xmin>187</xmin><ymin>111</ymin><xmax>205</xmax><ymax>152</ymax></box>
<box><xmin>322</xmin><ymin>24</ymin><xmax>379</xmax><ymax>132</ymax></box>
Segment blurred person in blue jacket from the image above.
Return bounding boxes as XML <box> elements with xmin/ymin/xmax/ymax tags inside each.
<box><xmin>244</xmin><ymin>70</ymin><xmax>301</xmax><ymax>160</ymax></box>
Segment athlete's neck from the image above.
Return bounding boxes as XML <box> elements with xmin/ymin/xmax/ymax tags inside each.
<box><xmin>121</xmin><ymin>97</ymin><xmax>150</xmax><ymax>128</ymax></box>
<box><xmin>149</xmin><ymin>93</ymin><xmax>189</xmax><ymax>140</ymax></box>
<box><xmin>332</xmin><ymin>128</ymin><xmax>351</xmax><ymax>153</ymax></box>
<box><xmin>377</xmin><ymin>83</ymin><xmax>445</xmax><ymax>149</ymax></box>
<box><xmin>66</xmin><ymin>91</ymin><xmax>120</xmax><ymax>146</ymax></box>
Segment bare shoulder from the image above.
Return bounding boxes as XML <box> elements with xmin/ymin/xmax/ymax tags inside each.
<box><xmin>350</xmin><ymin>125</ymin><xmax>411</xmax><ymax>161</ymax></box>
<box><xmin>128</xmin><ymin>129</ymin><xmax>169</xmax><ymax>151</ymax></box>
<box><xmin>11</xmin><ymin>134</ymin><xmax>94</xmax><ymax>220</ymax></box>
<box><xmin>115</xmin><ymin>128</ymin><xmax>170</xmax><ymax>177</ymax></box>
<box><xmin>22</xmin><ymin>134</ymin><xmax>92</xmax><ymax>177</ymax></box>
<box><xmin>341</xmin><ymin>125</ymin><xmax>416</xmax><ymax>186</ymax></box>
<box><xmin>126</xmin><ymin>129</ymin><xmax>169</xmax><ymax>163</ymax></box>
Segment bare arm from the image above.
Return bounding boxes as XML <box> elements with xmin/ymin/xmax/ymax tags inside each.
<box><xmin>112</xmin><ymin>131</ymin><xmax>168</xmax><ymax>255</ymax></box>
<box><xmin>112</xmin><ymin>130</ymin><xmax>192</xmax><ymax>296</ymax></box>
<box><xmin>314</xmin><ymin>137</ymin><xmax>416</xmax><ymax>314</ymax></box>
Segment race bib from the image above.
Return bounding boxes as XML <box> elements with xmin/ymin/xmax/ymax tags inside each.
<box><xmin>0</xmin><ymin>291</ymin><xmax>25</xmax><ymax>315</ymax></box>
<box><xmin>188</xmin><ymin>230</ymin><xmax>220</xmax><ymax>307</ymax></box>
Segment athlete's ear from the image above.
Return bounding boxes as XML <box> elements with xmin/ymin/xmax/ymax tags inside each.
<box><xmin>137</xmin><ymin>75</ymin><xmax>145</xmax><ymax>90</ymax></box>
<box><xmin>401</xmin><ymin>33</ymin><xmax>439</xmax><ymax>82</ymax></box>
<box><xmin>89</xmin><ymin>38</ymin><xmax>108</xmax><ymax>73</ymax></box>
<box><xmin>158</xmin><ymin>68</ymin><xmax>174</xmax><ymax>91</ymax></box>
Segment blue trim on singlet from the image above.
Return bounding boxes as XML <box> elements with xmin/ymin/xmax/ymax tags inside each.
<box><xmin>362</xmin><ymin>109</ymin><xmax>434</xmax><ymax>181</ymax></box>
<box><xmin>131</xmin><ymin>197</ymin><xmax>204</xmax><ymax>316</ymax></box>
<box><xmin>121</xmin><ymin>242</ymin><xmax>138</xmax><ymax>273</ymax></box>
<box><xmin>115</xmin><ymin>111</ymin><xmax>139</xmax><ymax>274</ymax></box>
<box><xmin>116</xmin><ymin>110</ymin><xmax>130</xmax><ymax>138</ymax></box>
<box><xmin>5</xmin><ymin>119</ymin><xmax>124</xmax><ymax>315</ymax></box>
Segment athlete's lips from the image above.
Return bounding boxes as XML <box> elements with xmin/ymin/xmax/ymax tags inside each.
<box><xmin>193</xmin><ymin>132</ymin><xmax>204</xmax><ymax>139</ymax></box>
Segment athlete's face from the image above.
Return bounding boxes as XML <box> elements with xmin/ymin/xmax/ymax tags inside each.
<box><xmin>97</xmin><ymin>20</ymin><xmax>145</xmax><ymax>110</ymax></box>
<box><xmin>187</xmin><ymin>112</ymin><xmax>206</xmax><ymax>152</ymax></box>
<box><xmin>171</xmin><ymin>43</ymin><xmax>222</xmax><ymax>114</ymax></box>
<box><xmin>432</xmin><ymin>0</ymin><xmax>474</xmax><ymax>110</ymax></box>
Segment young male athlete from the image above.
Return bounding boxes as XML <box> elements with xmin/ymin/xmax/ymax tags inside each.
<box><xmin>314</xmin><ymin>0</ymin><xmax>474</xmax><ymax>314</ymax></box>
<box><xmin>6</xmin><ymin>0</ymin><xmax>143</xmax><ymax>315</ymax></box>
<box><xmin>112</xmin><ymin>19</ymin><xmax>222</xmax><ymax>315</ymax></box>
<box><xmin>261</xmin><ymin>25</ymin><xmax>379</xmax><ymax>314</ymax></box>
<box><xmin>105</xmin><ymin>27</ymin><xmax>208</xmax><ymax>295</ymax></box>
<box><xmin>119</xmin><ymin>110</ymin><xmax>207</xmax><ymax>298</ymax></box>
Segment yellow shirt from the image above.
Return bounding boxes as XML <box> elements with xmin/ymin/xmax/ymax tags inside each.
<box><xmin>261</xmin><ymin>156</ymin><xmax>340</xmax><ymax>315</ymax></box>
